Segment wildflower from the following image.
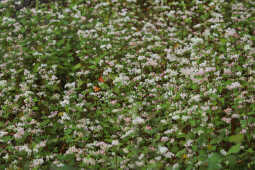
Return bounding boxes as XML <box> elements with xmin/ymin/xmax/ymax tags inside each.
<box><xmin>226</xmin><ymin>82</ymin><xmax>241</xmax><ymax>90</ymax></box>
<box><xmin>112</xmin><ymin>140</ymin><xmax>119</xmax><ymax>146</ymax></box>
<box><xmin>145</xmin><ymin>126</ymin><xmax>152</xmax><ymax>130</ymax></box>
<box><xmin>184</xmin><ymin>140</ymin><xmax>193</xmax><ymax>147</ymax></box>
<box><xmin>132</xmin><ymin>117</ymin><xmax>145</xmax><ymax>125</ymax></box>
<box><xmin>93</xmin><ymin>86</ymin><xmax>100</xmax><ymax>92</ymax></box>
<box><xmin>183</xmin><ymin>154</ymin><xmax>188</xmax><ymax>159</ymax></box>
<box><xmin>172</xmin><ymin>115</ymin><xmax>180</xmax><ymax>120</ymax></box>
<box><xmin>98</xmin><ymin>76</ymin><xmax>104</xmax><ymax>82</ymax></box>
<box><xmin>195</xmin><ymin>69</ymin><xmax>206</xmax><ymax>76</ymax></box>
<box><xmin>161</xmin><ymin>137</ymin><xmax>169</xmax><ymax>142</ymax></box>
<box><xmin>138</xmin><ymin>153</ymin><xmax>144</xmax><ymax>160</ymax></box>
<box><xmin>158</xmin><ymin>146</ymin><xmax>168</xmax><ymax>154</ymax></box>
<box><xmin>0</xmin><ymin>80</ymin><xmax>7</xmax><ymax>87</ymax></box>
<box><xmin>83</xmin><ymin>157</ymin><xmax>95</xmax><ymax>165</ymax></box>
<box><xmin>224</xmin><ymin>68</ymin><xmax>232</xmax><ymax>75</ymax></box>
<box><xmin>32</xmin><ymin>158</ymin><xmax>44</xmax><ymax>167</ymax></box>
<box><xmin>14</xmin><ymin>127</ymin><xmax>25</xmax><ymax>139</ymax></box>
<box><xmin>222</xmin><ymin>117</ymin><xmax>231</xmax><ymax>124</ymax></box>
<box><xmin>224</xmin><ymin>108</ymin><xmax>232</xmax><ymax>115</ymax></box>
<box><xmin>3</xmin><ymin>154</ymin><xmax>8</xmax><ymax>160</ymax></box>
<box><xmin>232</xmin><ymin>114</ymin><xmax>240</xmax><ymax>118</ymax></box>
<box><xmin>61</xmin><ymin>112</ymin><xmax>70</xmax><ymax>121</ymax></box>
<box><xmin>220</xmin><ymin>149</ymin><xmax>227</xmax><ymax>156</ymax></box>
<box><xmin>190</xmin><ymin>94</ymin><xmax>201</xmax><ymax>102</ymax></box>
<box><xmin>173</xmin><ymin>163</ymin><xmax>179</xmax><ymax>169</ymax></box>
<box><xmin>0</xmin><ymin>131</ymin><xmax>8</xmax><ymax>137</ymax></box>
<box><xmin>164</xmin><ymin>152</ymin><xmax>175</xmax><ymax>158</ymax></box>
<box><xmin>121</xmin><ymin>129</ymin><xmax>135</xmax><ymax>139</ymax></box>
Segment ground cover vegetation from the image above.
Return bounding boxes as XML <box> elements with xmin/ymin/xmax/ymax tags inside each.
<box><xmin>0</xmin><ymin>0</ymin><xmax>255</xmax><ymax>169</ymax></box>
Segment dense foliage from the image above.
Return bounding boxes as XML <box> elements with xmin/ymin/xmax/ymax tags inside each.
<box><xmin>0</xmin><ymin>0</ymin><xmax>255</xmax><ymax>169</ymax></box>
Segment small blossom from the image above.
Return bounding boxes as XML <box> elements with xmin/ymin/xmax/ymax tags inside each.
<box><xmin>158</xmin><ymin>146</ymin><xmax>168</xmax><ymax>154</ymax></box>
<box><xmin>14</xmin><ymin>127</ymin><xmax>25</xmax><ymax>139</ymax></box>
<box><xmin>145</xmin><ymin>126</ymin><xmax>152</xmax><ymax>130</ymax></box>
<box><xmin>220</xmin><ymin>149</ymin><xmax>227</xmax><ymax>156</ymax></box>
<box><xmin>224</xmin><ymin>108</ymin><xmax>232</xmax><ymax>115</ymax></box>
<box><xmin>83</xmin><ymin>157</ymin><xmax>95</xmax><ymax>165</ymax></box>
<box><xmin>132</xmin><ymin>117</ymin><xmax>145</xmax><ymax>125</ymax></box>
<box><xmin>32</xmin><ymin>158</ymin><xmax>44</xmax><ymax>167</ymax></box>
<box><xmin>161</xmin><ymin>137</ymin><xmax>169</xmax><ymax>142</ymax></box>
<box><xmin>227</xmin><ymin>82</ymin><xmax>241</xmax><ymax>90</ymax></box>
<box><xmin>112</xmin><ymin>140</ymin><xmax>119</xmax><ymax>146</ymax></box>
<box><xmin>164</xmin><ymin>152</ymin><xmax>175</xmax><ymax>158</ymax></box>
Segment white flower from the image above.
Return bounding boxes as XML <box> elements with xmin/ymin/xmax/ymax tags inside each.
<box><xmin>65</xmin><ymin>146</ymin><xmax>78</xmax><ymax>154</ymax></box>
<box><xmin>61</xmin><ymin>112</ymin><xmax>70</xmax><ymax>121</ymax></box>
<box><xmin>173</xmin><ymin>163</ymin><xmax>179</xmax><ymax>170</ymax></box>
<box><xmin>232</xmin><ymin>114</ymin><xmax>240</xmax><ymax>118</ymax></box>
<box><xmin>244</xmin><ymin>44</ymin><xmax>250</xmax><ymax>50</ymax></box>
<box><xmin>138</xmin><ymin>153</ymin><xmax>144</xmax><ymax>160</ymax></box>
<box><xmin>205</xmin><ymin>67</ymin><xmax>216</xmax><ymax>73</ymax></box>
<box><xmin>172</xmin><ymin>115</ymin><xmax>180</xmax><ymax>120</ymax></box>
<box><xmin>112</xmin><ymin>140</ymin><xmax>119</xmax><ymax>146</ymax></box>
<box><xmin>121</xmin><ymin>129</ymin><xmax>135</xmax><ymax>139</ymax></box>
<box><xmin>161</xmin><ymin>136</ymin><xmax>169</xmax><ymax>142</ymax></box>
<box><xmin>184</xmin><ymin>140</ymin><xmax>193</xmax><ymax>147</ymax></box>
<box><xmin>83</xmin><ymin>157</ymin><xmax>95</xmax><ymax>165</ymax></box>
<box><xmin>195</xmin><ymin>69</ymin><xmax>206</xmax><ymax>76</ymax></box>
<box><xmin>135</xmin><ymin>161</ymin><xmax>144</xmax><ymax>167</ymax></box>
<box><xmin>220</xmin><ymin>149</ymin><xmax>227</xmax><ymax>156</ymax></box>
<box><xmin>14</xmin><ymin>127</ymin><xmax>25</xmax><ymax>139</ymax></box>
<box><xmin>112</xmin><ymin>108</ymin><xmax>121</xmax><ymax>113</ymax></box>
<box><xmin>191</xmin><ymin>37</ymin><xmax>204</xmax><ymax>46</ymax></box>
<box><xmin>0</xmin><ymin>80</ymin><xmax>7</xmax><ymax>87</ymax></box>
<box><xmin>160</xmin><ymin>119</ymin><xmax>167</xmax><ymax>124</ymax></box>
<box><xmin>190</xmin><ymin>94</ymin><xmax>201</xmax><ymax>102</ymax></box>
<box><xmin>158</xmin><ymin>146</ymin><xmax>168</xmax><ymax>154</ymax></box>
<box><xmin>225</xmin><ymin>28</ymin><xmax>237</xmax><ymax>37</ymax></box>
<box><xmin>0</xmin><ymin>131</ymin><xmax>8</xmax><ymax>137</ymax></box>
<box><xmin>132</xmin><ymin>117</ymin><xmax>145</xmax><ymax>125</ymax></box>
<box><xmin>113</xmin><ymin>73</ymin><xmax>130</xmax><ymax>86</ymax></box>
<box><xmin>60</xmin><ymin>99</ymin><xmax>69</xmax><ymax>107</ymax></box>
<box><xmin>155</xmin><ymin>156</ymin><xmax>162</xmax><ymax>160</ymax></box>
<box><xmin>224</xmin><ymin>68</ymin><xmax>232</xmax><ymax>75</ymax></box>
<box><xmin>164</xmin><ymin>152</ymin><xmax>175</xmax><ymax>158</ymax></box>
<box><xmin>32</xmin><ymin>158</ymin><xmax>44</xmax><ymax>167</ymax></box>
<box><xmin>227</xmin><ymin>82</ymin><xmax>241</xmax><ymax>90</ymax></box>
<box><xmin>64</xmin><ymin>82</ymin><xmax>75</xmax><ymax>89</ymax></box>
<box><xmin>3</xmin><ymin>154</ymin><xmax>8</xmax><ymax>160</ymax></box>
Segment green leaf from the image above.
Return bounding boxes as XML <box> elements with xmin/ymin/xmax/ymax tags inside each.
<box><xmin>72</xmin><ymin>63</ymin><xmax>82</xmax><ymax>71</ymax></box>
<box><xmin>176</xmin><ymin>149</ymin><xmax>186</xmax><ymax>158</ymax></box>
<box><xmin>208</xmin><ymin>153</ymin><xmax>222</xmax><ymax>170</ymax></box>
<box><xmin>89</xmin><ymin>65</ymin><xmax>97</xmax><ymax>69</ymax></box>
<box><xmin>247</xmin><ymin>148</ymin><xmax>254</xmax><ymax>153</ymax></box>
<box><xmin>228</xmin><ymin>144</ymin><xmax>241</xmax><ymax>154</ymax></box>
<box><xmin>228</xmin><ymin>134</ymin><xmax>244</xmax><ymax>144</ymax></box>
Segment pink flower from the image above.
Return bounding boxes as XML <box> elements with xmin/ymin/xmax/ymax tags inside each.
<box><xmin>222</xmin><ymin>117</ymin><xmax>231</xmax><ymax>124</ymax></box>
<box><xmin>145</xmin><ymin>126</ymin><xmax>152</xmax><ymax>130</ymax></box>
<box><xmin>224</xmin><ymin>108</ymin><xmax>232</xmax><ymax>115</ymax></box>
<box><xmin>111</xmin><ymin>100</ymin><xmax>117</xmax><ymax>104</ymax></box>
<box><xmin>224</xmin><ymin>69</ymin><xmax>232</xmax><ymax>75</ymax></box>
<box><xmin>149</xmin><ymin>146</ymin><xmax>155</xmax><ymax>151</ymax></box>
<box><xmin>195</xmin><ymin>69</ymin><xmax>205</xmax><ymax>76</ymax></box>
<box><xmin>124</xmin><ymin>117</ymin><xmax>131</xmax><ymax>123</ymax></box>
<box><xmin>161</xmin><ymin>137</ymin><xmax>169</xmax><ymax>142</ymax></box>
<box><xmin>212</xmin><ymin>106</ymin><xmax>218</xmax><ymax>110</ymax></box>
<box><xmin>14</xmin><ymin>127</ymin><xmax>25</xmax><ymax>139</ymax></box>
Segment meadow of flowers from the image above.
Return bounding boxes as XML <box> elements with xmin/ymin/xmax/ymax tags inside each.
<box><xmin>0</xmin><ymin>0</ymin><xmax>255</xmax><ymax>169</ymax></box>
